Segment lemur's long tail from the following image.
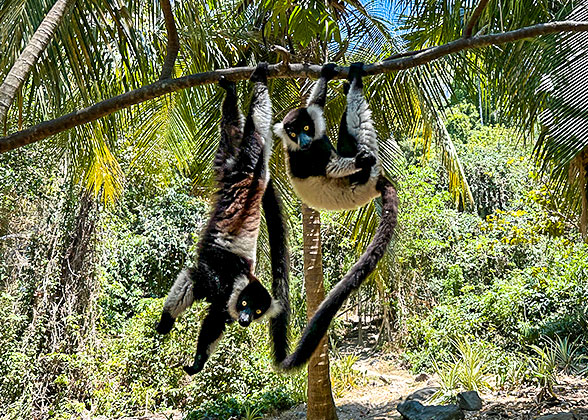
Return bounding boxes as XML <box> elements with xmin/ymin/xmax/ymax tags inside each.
<box><xmin>262</xmin><ymin>178</ymin><xmax>291</xmax><ymax>364</ymax></box>
<box><xmin>281</xmin><ymin>176</ymin><xmax>398</xmax><ymax>370</ymax></box>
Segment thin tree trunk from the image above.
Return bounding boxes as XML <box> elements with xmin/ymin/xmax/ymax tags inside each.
<box><xmin>302</xmin><ymin>204</ymin><xmax>337</xmax><ymax>420</ymax></box>
<box><xmin>0</xmin><ymin>0</ymin><xmax>75</xmax><ymax>122</ymax></box>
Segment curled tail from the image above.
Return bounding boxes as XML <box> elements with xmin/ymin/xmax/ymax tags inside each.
<box><xmin>156</xmin><ymin>268</ymin><xmax>196</xmax><ymax>334</ymax></box>
<box><xmin>262</xmin><ymin>178</ymin><xmax>291</xmax><ymax>364</ymax></box>
<box><xmin>280</xmin><ymin>176</ymin><xmax>398</xmax><ymax>370</ymax></box>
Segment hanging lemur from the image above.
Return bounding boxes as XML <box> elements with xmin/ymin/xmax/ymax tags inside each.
<box><xmin>156</xmin><ymin>62</ymin><xmax>290</xmax><ymax>374</ymax></box>
<box><xmin>274</xmin><ymin>62</ymin><xmax>399</xmax><ymax>370</ymax></box>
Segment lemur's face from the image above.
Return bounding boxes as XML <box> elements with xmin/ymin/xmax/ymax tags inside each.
<box><xmin>236</xmin><ymin>280</ymin><xmax>273</xmax><ymax>327</ymax></box>
<box><xmin>279</xmin><ymin>108</ymin><xmax>316</xmax><ymax>150</ymax></box>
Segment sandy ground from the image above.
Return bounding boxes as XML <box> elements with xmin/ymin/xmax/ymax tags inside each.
<box><xmin>266</xmin><ymin>349</ymin><xmax>588</xmax><ymax>420</ymax></box>
<box><xmin>116</xmin><ymin>354</ymin><xmax>588</xmax><ymax>420</ymax></box>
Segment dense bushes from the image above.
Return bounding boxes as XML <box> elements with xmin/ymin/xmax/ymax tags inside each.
<box><xmin>397</xmin><ymin>108</ymin><xmax>588</xmax><ymax>377</ymax></box>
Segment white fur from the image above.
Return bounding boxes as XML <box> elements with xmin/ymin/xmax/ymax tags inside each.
<box><xmin>163</xmin><ymin>269</ymin><xmax>195</xmax><ymax>318</ymax></box>
<box><xmin>274</xmin><ymin>122</ymin><xmax>300</xmax><ymax>151</ymax></box>
<box><xmin>227</xmin><ymin>274</ymin><xmax>249</xmax><ymax>320</ymax></box>
<box><xmin>326</xmin><ymin>154</ymin><xmax>362</xmax><ymax>178</ymax></box>
<box><xmin>345</xmin><ymin>80</ymin><xmax>379</xmax><ymax>155</ymax></box>
<box><xmin>213</xmin><ymin>231</ymin><xmax>258</xmax><ymax>263</ymax></box>
<box><xmin>306</xmin><ymin>78</ymin><xmax>327</xmax><ymax>107</ymax></box>
<box><xmin>263</xmin><ymin>298</ymin><xmax>282</xmax><ymax>320</ymax></box>
<box><xmin>306</xmin><ymin>105</ymin><xmax>326</xmax><ymax>139</ymax></box>
<box><xmin>290</xmin><ymin>173</ymin><xmax>380</xmax><ymax>211</ymax></box>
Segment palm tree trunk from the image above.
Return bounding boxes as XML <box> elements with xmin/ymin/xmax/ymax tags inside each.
<box><xmin>0</xmin><ymin>0</ymin><xmax>75</xmax><ymax>122</ymax></box>
<box><xmin>302</xmin><ymin>203</ymin><xmax>337</xmax><ymax>420</ymax></box>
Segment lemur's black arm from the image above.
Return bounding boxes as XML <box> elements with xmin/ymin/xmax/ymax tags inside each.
<box><xmin>281</xmin><ymin>177</ymin><xmax>398</xmax><ymax>370</ymax></box>
<box><xmin>216</xmin><ymin>78</ymin><xmax>244</xmax><ymax>181</ymax></box>
<box><xmin>234</xmin><ymin>62</ymin><xmax>271</xmax><ymax>175</ymax></box>
<box><xmin>306</xmin><ymin>63</ymin><xmax>339</xmax><ymax>108</ymax></box>
<box><xmin>184</xmin><ymin>307</ymin><xmax>228</xmax><ymax>375</ymax></box>
<box><xmin>262</xmin><ymin>179</ymin><xmax>291</xmax><ymax>364</ymax></box>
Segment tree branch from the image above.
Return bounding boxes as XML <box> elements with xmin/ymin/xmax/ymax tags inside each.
<box><xmin>158</xmin><ymin>0</ymin><xmax>179</xmax><ymax>80</ymax></box>
<box><xmin>1</xmin><ymin>20</ymin><xmax>588</xmax><ymax>154</ymax></box>
<box><xmin>464</xmin><ymin>0</ymin><xmax>490</xmax><ymax>38</ymax></box>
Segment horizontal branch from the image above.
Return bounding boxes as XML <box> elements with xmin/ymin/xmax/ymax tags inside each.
<box><xmin>1</xmin><ymin>20</ymin><xmax>588</xmax><ymax>154</ymax></box>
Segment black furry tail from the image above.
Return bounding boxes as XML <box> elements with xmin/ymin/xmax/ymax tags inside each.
<box><xmin>262</xmin><ymin>178</ymin><xmax>291</xmax><ymax>364</ymax></box>
<box><xmin>280</xmin><ymin>176</ymin><xmax>398</xmax><ymax>370</ymax></box>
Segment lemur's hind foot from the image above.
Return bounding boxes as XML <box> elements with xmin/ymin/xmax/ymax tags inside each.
<box><xmin>321</xmin><ymin>63</ymin><xmax>339</xmax><ymax>81</ymax></box>
<box><xmin>250</xmin><ymin>62</ymin><xmax>269</xmax><ymax>84</ymax></box>
<box><xmin>156</xmin><ymin>311</ymin><xmax>175</xmax><ymax>335</ymax></box>
<box><xmin>219</xmin><ymin>76</ymin><xmax>236</xmax><ymax>93</ymax></box>
<box><xmin>348</xmin><ymin>62</ymin><xmax>365</xmax><ymax>87</ymax></box>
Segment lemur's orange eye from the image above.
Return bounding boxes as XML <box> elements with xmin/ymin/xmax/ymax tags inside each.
<box><xmin>290</xmin><ymin>132</ymin><xmax>296</xmax><ymax>138</ymax></box>
<box><xmin>242</xmin><ymin>301</ymin><xmax>247</xmax><ymax>306</ymax></box>
<box><xmin>304</xmin><ymin>125</ymin><xmax>310</xmax><ymax>131</ymax></box>
<box><xmin>256</xmin><ymin>309</ymin><xmax>262</xmax><ymax>315</ymax></box>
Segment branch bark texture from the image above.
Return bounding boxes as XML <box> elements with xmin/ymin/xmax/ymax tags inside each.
<box><xmin>158</xmin><ymin>0</ymin><xmax>179</xmax><ymax>80</ymax></box>
<box><xmin>0</xmin><ymin>0</ymin><xmax>76</xmax><ymax>122</ymax></box>
<box><xmin>1</xmin><ymin>20</ymin><xmax>588</xmax><ymax>154</ymax></box>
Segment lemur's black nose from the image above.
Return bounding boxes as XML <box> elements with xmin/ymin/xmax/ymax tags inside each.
<box><xmin>238</xmin><ymin>312</ymin><xmax>252</xmax><ymax>327</ymax></box>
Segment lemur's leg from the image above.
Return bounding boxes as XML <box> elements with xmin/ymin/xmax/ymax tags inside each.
<box><xmin>325</xmin><ymin>152</ymin><xmax>362</xmax><ymax>178</ymax></box>
<box><xmin>183</xmin><ymin>307</ymin><xmax>228</xmax><ymax>375</ymax></box>
<box><xmin>156</xmin><ymin>268</ymin><xmax>197</xmax><ymax>334</ymax></box>
<box><xmin>215</xmin><ymin>77</ymin><xmax>244</xmax><ymax>182</ymax></box>
<box><xmin>344</xmin><ymin>63</ymin><xmax>379</xmax><ymax>167</ymax></box>
<box><xmin>306</xmin><ymin>63</ymin><xmax>338</xmax><ymax>107</ymax></box>
<box><xmin>337</xmin><ymin>106</ymin><xmax>357</xmax><ymax>158</ymax></box>
<box><xmin>157</xmin><ymin>265</ymin><xmax>212</xmax><ymax>335</ymax></box>
<box><xmin>233</xmin><ymin>62</ymin><xmax>272</xmax><ymax>176</ymax></box>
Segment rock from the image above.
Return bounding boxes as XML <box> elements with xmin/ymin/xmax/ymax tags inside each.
<box><xmin>397</xmin><ymin>400</ymin><xmax>464</xmax><ymax>420</ymax></box>
<box><xmin>457</xmin><ymin>391</ymin><xmax>483</xmax><ymax>411</ymax></box>
<box><xmin>415</xmin><ymin>373</ymin><xmax>430</xmax><ymax>382</ymax></box>
<box><xmin>536</xmin><ymin>413</ymin><xmax>576</xmax><ymax>420</ymax></box>
<box><xmin>405</xmin><ymin>387</ymin><xmax>439</xmax><ymax>404</ymax></box>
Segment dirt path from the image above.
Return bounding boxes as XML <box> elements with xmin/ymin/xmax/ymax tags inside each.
<box><xmin>267</xmin><ymin>351</ymin><xmax>588</xmax><ymax>420</ymax></box>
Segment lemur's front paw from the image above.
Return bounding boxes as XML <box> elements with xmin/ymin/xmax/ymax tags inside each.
<box><xmin>183</xmin><ymin>354</ymin><xmax>206</xmax><ymax>375</ymax></box>
<box><xmin>250</xmin><ymin>62</ymin><xmax>269</xmax><ymax>84</ymax></box>
<box><xmin>355</xmin><ymin>150</ymin><xmax>377</xmax><ymax>169</ymax></box>
<box><xmin>320</xmin><ymin>63</ymin><xmax>339</xmax><ymax>81</ymax></box>
<box><xmin>155</xmin><ymin>311</ymin><xmax>175</xmax><ymax>335</ymax></box>
<box><xmin>218</xmin><ymin>76</ymin><xmax>236</xmax><ymax>93</ymax></box>
<box><xmin>348</xmin><ymin>62</ymin><xmax>366</xmax><ymax>82</ymax></box>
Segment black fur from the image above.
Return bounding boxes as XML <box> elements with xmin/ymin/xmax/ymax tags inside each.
<box><xmin>280</xmin><ymin>177</ymin><xmax>398</xmax><ymax>370</ymax></box>
<box><xmin>156</xmin><ymin>63</ymin><xmax>278</xmax><ymax>375</ymax></box>
<box><xmin>262</xmin><ymin>179</ymin><xmax>291</xmax><ymax>363</ymax></box>
<box><xmin>287</xmin><ymin>136</ymin><xmax>334</xmax><ymax>178</ymax></box>
<box><xmin>274</xmin><ymin>63</ymin><xmax>399</xmax><ymax>370</ymax></box>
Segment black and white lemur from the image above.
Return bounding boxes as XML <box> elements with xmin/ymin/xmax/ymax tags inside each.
<box><xmin>156</xmin><ymin>62</ymin><xmax>290</xmax><ymax>374</ymax></box>
<box><xmin>274</xmin><ymin>62</ymin><xmax>399</xmax><ymax>370</ymax></box>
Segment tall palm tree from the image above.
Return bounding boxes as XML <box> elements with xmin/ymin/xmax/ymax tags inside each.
<box><xmin>0</xmin><ymin>0</ymin><xmax>76</xmax><ymax>122</ymax></box>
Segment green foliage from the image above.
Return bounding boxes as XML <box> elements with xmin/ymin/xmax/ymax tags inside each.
<box><xmin>330</xmin><ymin>355</ymin><xmax>366</xmax><ymax>398</ymax></box>
<box><xmin>98</xmin><ymin>180</ymin><xmax>207</xmax><ymax>328</ymax></box>
<box><xmin>89</xmin><ymin>298</ymin><xmax>305</xmax><ymax>418</ymax></box>
<box><xmin>398</xmin><ymin>112</ymin><xmax>588</xmax><ymax>378</ymax></box>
